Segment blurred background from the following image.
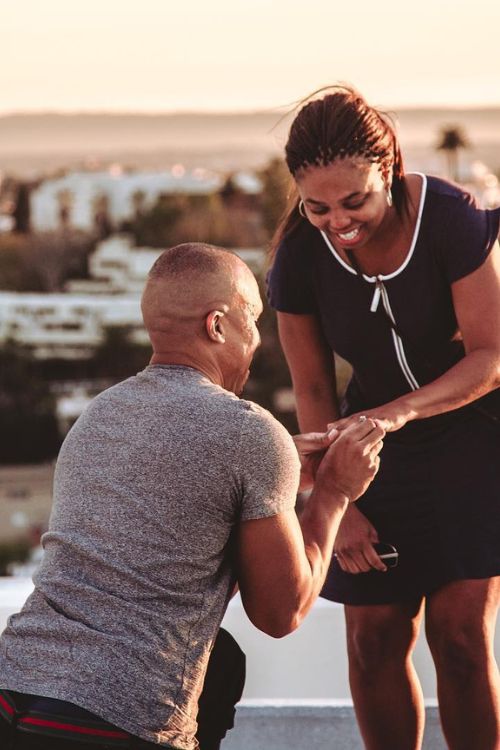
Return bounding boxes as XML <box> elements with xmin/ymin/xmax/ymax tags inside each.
<box><xmin>1</xmin><ymin>0</ymin><xmax>499</xmax><ymax>574</ymax></box>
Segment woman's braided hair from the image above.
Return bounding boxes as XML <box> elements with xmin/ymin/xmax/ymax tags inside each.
<box><xmin>270</xmin><ymin>85</ymin><xmax>407</xmax><ymax>256</ymax></box>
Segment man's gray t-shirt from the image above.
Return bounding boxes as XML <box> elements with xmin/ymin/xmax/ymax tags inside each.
<box><xmin>0</xmin><ymin>366</ymin><xmax>300</xmax><ymax>749</ymax></box>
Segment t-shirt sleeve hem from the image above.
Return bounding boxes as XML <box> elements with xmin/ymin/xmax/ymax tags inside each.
<box><xmin>239</xmin><ymin>497</ymin><xmax>296</xmax><ymax>522</ymax></box>
<box><xmin>233</xmin><ymin>405</ymin><xmax>300</xmax><ymax>521</ymax></box>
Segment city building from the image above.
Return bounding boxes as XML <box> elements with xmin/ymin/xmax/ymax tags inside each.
<box><xmin>66</xmin><ymin>235</ymin><xmax>161</xmax><ymax>295</ymax></box>
<box><xmin>29</xmin><ymin>167</ymin><xmax>223</xmax><ymax>233</ymax></box>
<box><xmin>0</xmin><ymin>291</ymin><xmax>146</xmax><ymax>359</ymax></box>
<box><xmin>0</xmin><ymin>236</ymin><xmax>266</xmax><ymax>359</ymax></box>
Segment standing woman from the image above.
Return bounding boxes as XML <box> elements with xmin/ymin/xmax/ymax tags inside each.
<box><xmin>267</xmin><ymin>86</ymin><xmax>500</xmax><ymax>750</ymax></box>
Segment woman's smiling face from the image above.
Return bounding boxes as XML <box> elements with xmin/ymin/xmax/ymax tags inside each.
<box><xmin>296</xmin><ymin>156</ymin><xmax>392</xmax><ymax>252</ymax></box>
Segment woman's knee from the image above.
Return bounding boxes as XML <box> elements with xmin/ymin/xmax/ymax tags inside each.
<box><xmin>346</xmin><ymin>605</ymin><xmax>421</xmax><ymax>674</ymax></box>
<box><xmin>425</xmin><ymin>578</ymin><xmax>498</xmax><ymax>680</ymax></box>
<box><xmin>426</xmin><ymin>619</ymin><xmax>490</xmax><ymax>679</ymax></box>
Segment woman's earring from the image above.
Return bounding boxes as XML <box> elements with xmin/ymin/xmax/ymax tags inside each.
<box><xmin>298</xmin><ymin>200</ymin><xmax>307</xmax><ymax>218</ymax></box>
<box><xmin>386</xmin><ymin>189</ymin><xmax>393</xmax><ymax>208</ymax></box>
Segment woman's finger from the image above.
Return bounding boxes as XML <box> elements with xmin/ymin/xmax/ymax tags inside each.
<box><xmin>362</xmin><ymin>545</ymin><xmax>387</xmax><ymax>572</ymax></box>
<box><xmin>293</xmin><ymin>430</ymin><xmax>338</xmax><ymax>455</ymax></box>
<box><xmin>336</xmin><ymin>549</ymin><xmax>371</xmax><ymax>574</ymax></box>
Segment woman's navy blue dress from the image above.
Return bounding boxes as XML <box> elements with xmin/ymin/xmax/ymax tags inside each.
<box><xmin>268</xmin><ymin>174</ymin><xmax>500</xmax><ymax>604</ymax></box>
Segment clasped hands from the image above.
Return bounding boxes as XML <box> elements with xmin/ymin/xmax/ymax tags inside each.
<box><xmin>293</xmin><ymin>416</ymin><xmax>386</xmax><ymax>499</ymax></box>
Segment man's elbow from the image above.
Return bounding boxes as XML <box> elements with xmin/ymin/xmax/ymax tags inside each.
<box><xmin>248</xmin><ymin>609</ymin><xmax>304</xmax><ymax>639</ymax></box>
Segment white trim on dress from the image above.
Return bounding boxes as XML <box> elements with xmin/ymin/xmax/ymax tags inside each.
<box><xmin>320</xmin><ymin>173</ymin><xmax>428</xmax><ymax>282</ymax></box>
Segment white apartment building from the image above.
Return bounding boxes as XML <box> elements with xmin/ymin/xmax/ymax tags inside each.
<box><xmin>30</xmin><ymin>167</ymin><xmax>223</xmax><ymax>233</ymax></box>
<box><xmin>0</xmin><ymin>236</ymin><xmax>266</xmax><ymax>359</ymax></box>
<box><xmin>0</xmin><ymin>291</ymin><xmax>147</xmax><ymax>359</ymax></box>
<box><xmin>67</xmin><ymin>235</ymin><xmax>266</xmax><ymax>294</ymax></box>
<box><xmin>66</xmin><ymin>235</ymin><xmax>162</xmax><ymax>295</ymax></box>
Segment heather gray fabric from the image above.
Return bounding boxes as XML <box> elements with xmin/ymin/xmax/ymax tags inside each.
<box><xmin>0</xmin><ymin>365</ymin><xmax>299</xmax><ymax>749</ymax></box>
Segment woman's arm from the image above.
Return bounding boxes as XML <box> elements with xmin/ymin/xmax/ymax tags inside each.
<box><xmin>277</xmin><ymin>311</ymin><xmax>386</xmax><ymax>573</ymax></box>
<box><xmin>277</xmin><ymin>312</ymin><xmax>339</xmax><ymax>432</ymax></box>
<box><xmin>334</xmin><ymin>242</ymin><xmax>500</xmax><ymax>431</ymax></box>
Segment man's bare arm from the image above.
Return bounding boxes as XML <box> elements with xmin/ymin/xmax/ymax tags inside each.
<box><xmin>236</xmin><ymin>419</ymin><xmax>384</xmax><ymax>638</ymax></box>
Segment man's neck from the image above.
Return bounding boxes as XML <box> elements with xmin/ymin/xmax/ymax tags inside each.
<box><xmin>149</xmin><ymin>352</ymin><xmax>225</xmax><ymax>390</ymax></box>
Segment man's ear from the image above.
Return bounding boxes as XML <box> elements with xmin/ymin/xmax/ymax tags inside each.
<box><xmin>206</xmin><ymin>310</ymin><xmax>226</xmax><ymax>343</ymax></box>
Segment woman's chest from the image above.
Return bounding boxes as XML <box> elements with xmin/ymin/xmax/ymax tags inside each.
<box><xmin>310</xmin><ymin>244</ymin><xmax>457</xmax><ymax>363</ymax></box>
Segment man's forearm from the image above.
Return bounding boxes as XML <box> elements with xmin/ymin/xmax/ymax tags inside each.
<box><xmin>237</xmin><ymin>420</ymin><xmax>383</xmax><ymax>639</ymax></box>
<box><xmin>293</xmin><ymin>484</ymin><xmax>349</xmax><ymax>627</ymax></box>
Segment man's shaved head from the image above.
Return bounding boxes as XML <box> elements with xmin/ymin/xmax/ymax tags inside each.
<box><xmin>142</xmin><ymin>243</ymin><xmax>253</xmax><ymax>340</ymax></box>
<box><xmin>141</xmin><ymin>243</ymin><xmax>262</xmax><ymax>393</ymax></box>
<box><xmin>147</xmin><ymin>242</ymin><xmax>232</xmax><ymax>279</ymax></box>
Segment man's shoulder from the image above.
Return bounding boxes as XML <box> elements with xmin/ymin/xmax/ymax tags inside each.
<box><xmin>237</xmin><ymin>398</ymin><xmax>297</xmax><ymax>460</ymax></box>
<box><xmin>238</xmin><ymin>397</ymin><xmax>287</xmax><ymax>430</ymax></box>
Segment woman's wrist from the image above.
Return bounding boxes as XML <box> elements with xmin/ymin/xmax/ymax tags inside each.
<box><xmin>390</xmin><ymin>396</ymin><xmax>419</xmax><ymax>426</ymax></box>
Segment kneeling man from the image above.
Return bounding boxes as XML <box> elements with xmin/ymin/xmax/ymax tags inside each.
<box><xmin>0</xmin><ymin>243</ymin><xmax>383</xmax><ymax>750</ymax></box>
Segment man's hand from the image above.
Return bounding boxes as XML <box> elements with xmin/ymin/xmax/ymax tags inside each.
<box><xmin>316</xmin><ymin>418</ymin><xmax>385</xmax><ymax>502</ymax></box>
<box><xmin>293</xmin><ymin>429</ymin><xmax>339</xmax><ymax>492</ymax></box>
<box><xmin>236</xmin><ymin>419</ymin><xmax>385</xmax><ymax>638</ymax></box>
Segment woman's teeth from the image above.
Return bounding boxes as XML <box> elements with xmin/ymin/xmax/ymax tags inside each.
<box><xmin>339</xmin><ymin>228</ymin><xmax>360</xmax><ymax>241</ymax></box>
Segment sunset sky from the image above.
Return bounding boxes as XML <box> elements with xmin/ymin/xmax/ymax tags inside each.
<box><xmin>2</xmin><ymin>0</ymin><xmax>499</xmax><ymax>113</ymax></box>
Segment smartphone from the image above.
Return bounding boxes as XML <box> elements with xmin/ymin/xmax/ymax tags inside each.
<box><xmin>333</xmin><ymin>542</ymin><xmax>399</xmax><ymax>568</ymax></box>
<box><xmin>372</xmin><ymin>542</ymin><xmax>398</xmax><ymax>567</ymax></box>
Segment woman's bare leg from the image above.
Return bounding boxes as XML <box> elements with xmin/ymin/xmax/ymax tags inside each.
<box><xmin>345</xmin><ymin>599</ymin><xmax>425</xmax><ymax>750</ymax></box>
<box><xmin>426</xmin><ymin>577</ymin><xmax>500</xmax><ymax>750</ymax></box>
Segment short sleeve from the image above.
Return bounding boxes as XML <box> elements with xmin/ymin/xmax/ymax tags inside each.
<box><xmin>439</xmin><ymin>192</ymin><xmax>500</xmax><ymax>284</ymax></box>
<box><xmin>235</xmin><ymin>404</ymin><xmax>299</xmax><ymax>522</ymax></box>
<box><xmin>266</xmin><ymin>227</ymin><xmax>317</xmax><ymax>314</ymax></box>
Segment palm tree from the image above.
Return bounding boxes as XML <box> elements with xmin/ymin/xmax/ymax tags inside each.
<box><xmin>436</xmin><ymin>126</ymin><xmax>470</xmax><ymax>182</ymax></box>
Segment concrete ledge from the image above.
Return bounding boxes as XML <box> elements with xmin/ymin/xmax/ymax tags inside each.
<box><xmin>222</xmin><ymin>701</ymin><xmax>447</xmax><ymax>750</ymax></box>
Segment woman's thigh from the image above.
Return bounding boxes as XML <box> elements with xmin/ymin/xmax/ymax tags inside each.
<box><xmin>425</xmin><ymin>576</ymin><xmax>500</xmax><ymax>651</ymax></box>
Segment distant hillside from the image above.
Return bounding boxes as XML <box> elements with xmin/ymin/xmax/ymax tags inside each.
<box><xmin>1</xmin><ymin>109</ymin><xmax>499</xmax><ymax>176</ymax></box>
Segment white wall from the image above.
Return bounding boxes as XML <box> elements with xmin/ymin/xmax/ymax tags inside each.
<box><xmin>2</xmin><ymin>580</ymin><xmax>498</xmax><ymax>701</ymax></box>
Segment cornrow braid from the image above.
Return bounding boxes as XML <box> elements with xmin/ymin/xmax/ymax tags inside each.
<box><xmin>269</xmin><ymin>84</ymin><xmax>408</xmax><ymax>259</ymax></box>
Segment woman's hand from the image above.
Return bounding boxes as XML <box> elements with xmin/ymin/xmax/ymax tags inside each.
<box><xmin>333</xmin><ymin>504</ymin><xmax>387</xmax><ymax>573</ymax></box>
<box><xmin>329</xmin><ymin>401</ymin><xmax>413</xmax><ymax>433</ymax></box>
<box><xmin>293</xmin><ymin>429</ymin><xmax>339</xmax><ymax>492</ymax></box>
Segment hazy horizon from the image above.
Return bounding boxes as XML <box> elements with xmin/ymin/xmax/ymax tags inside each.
<box><xmin>3</xmin><ymin>104</ymin><xmax>500</xmax><ymax>118</ymax></box>
<box><xmin>2</xmin><ymin>107</ymin><xmax>500</xmax><ymax>178</ymax></box>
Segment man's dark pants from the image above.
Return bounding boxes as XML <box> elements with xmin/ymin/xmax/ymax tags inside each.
<box><xmin>0</xmin><ymin>628</ymin><xmax>245</xmax><ymax>750</ymax></box>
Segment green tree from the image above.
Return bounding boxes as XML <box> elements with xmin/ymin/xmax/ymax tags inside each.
<box><xmin>0</xmin><ymin>540</ymin><xmax>32</xmax><ymax>576</ymax></box>
<box><xmin>91</xmin><ymin>327</ymin><xmax>151</xmax><ymax>379</ymax></box>
<box><xmin>13</xmin><ymin>183</ymin><xmax>31</xmax><ymax>233</ymax></box>
<box><xmin>28</xmin><ymin>230</ymin><xmax>95</xmax><ymax>291</ymax></box>
<box><xmin>259</xmin><ymin>158</ymin><xmax>291</xmax><ymax>239</ymax></box>
<box><xmin>0</xmin><ymin>231</ymin><xmax>94</xmax><ymax>293</ymax></box>
<box><xmin>0</xmin><ymin>342</ymin><xmax>61</xmax><ymax>463</ymax></box>
<box><xmin>169</xmin><ymin>194</ymin><xmax>231</xmax><ymax>246</ymax></box>
<box><xmin>241</xmin><ymin>272</ymin><xmax>297</xmax><ymax>434</ymax></box>
<box><xmin>129</xmin><ymin>193</ymin><xmax>186</xmax><ymax>248</ymax></box>
<box><xmin>0</xmin><ymin>234</ymin><xmax>43</xmax><ymax>291</ymax></box>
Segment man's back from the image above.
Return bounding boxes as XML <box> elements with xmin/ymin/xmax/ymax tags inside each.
<box><xmin>0</xmin><ymin>364</ymin><xmax>298</xmax><ymax>749</ymax></box>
